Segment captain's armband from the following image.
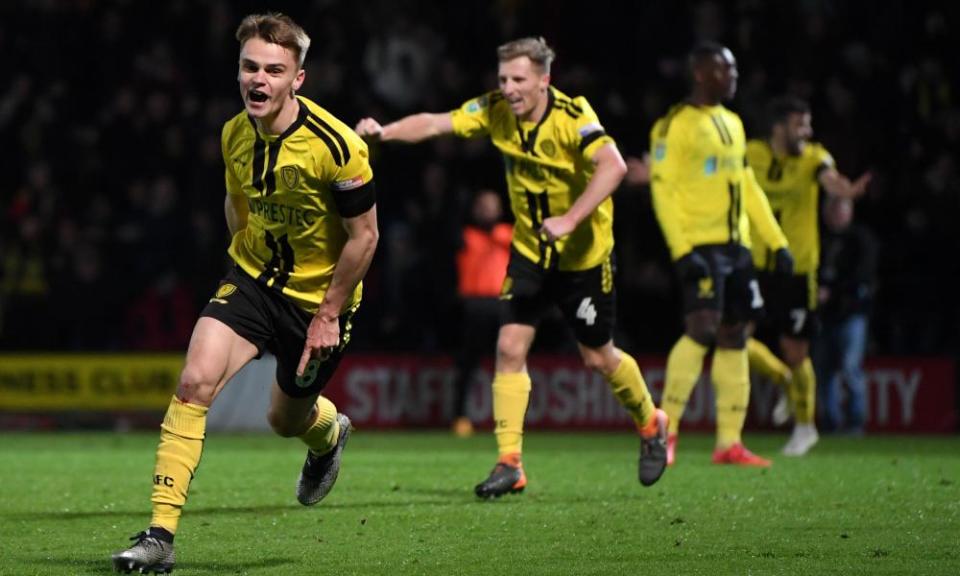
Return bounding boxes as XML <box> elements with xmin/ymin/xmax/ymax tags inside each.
<box><xmin>332</xmin><ymin>180</ymin><xmax>376</xmax><ymax>218</ymax></box>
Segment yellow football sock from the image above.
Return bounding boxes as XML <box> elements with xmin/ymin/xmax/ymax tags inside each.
<box><xmin>299</xmin><ymin>395</ymin><xmax>340</xmax><ymax>455</ymax></box>
<box><xmin>746</xmin><ymin>337</ymin><xmax>791</xmax><ymax>386</ymax></box>
<box><xmin>663</xmin><ymin>335</ymin><xmax>708</xmax><ymax>435</ymax></box>
<box><xmin>492</xmin><ymin>372</ymin><xmax>532</xmax><ymax>457</ymax></box>
<box><xmin>150</xmin><ymin>396</ymin><xmax>208</xmax><ymax>534</ymax></box>
<box><xmin>607</xmin><ymin>350</ymin><xmax>656</xmax><ymax>430</ymax></box>
<box><xmin>789</xmin><ymin>358</ymin><xmax>816</xmax><ymax>424</ymax></box>
<box><xmin>713</xmin><ymin>348</ymin><xmax>749</xmax><ymax>449</ymax></box>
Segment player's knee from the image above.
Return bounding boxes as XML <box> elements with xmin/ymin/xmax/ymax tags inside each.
<box><xmin>177</xmin><ymin>365</ymin><xmax>217</xmax><ymax>405</ymax></box>
<box><xmin>688</xmin><ymin>328</ymin><xmax>715</xmax><ymax>346</ymax></box>
<box><xmin>716</xmin><ymin>324</ymin><xmax>747</xmax><ymax>349</ymax></box>
<box><xmin>685</xmin><ymin>310</ymin><xmax>719</xmax><ymax>345</ymax></box>
<box><xmin>580</xmin><ymin>353</ymin><xmax>605</xmax><ymax>374</ymax></box>
<box><xmin>579</xmin><ymin>347</ymin><xmax>616</xmax><ymax>376</ymax></box>
<box><xmin>686</xmin><ymin>323</ymin><xmax>717</xmax><ymax>346</ymax></box>
<box><xmin>266</xmin><ymin>409</ymin><xmax>308</xmax><ymax>438</ymax></box>
<box><xmin>496</xmin><ymin>338</ymin><xmax>527</xmax><ymax>372</ymax></box>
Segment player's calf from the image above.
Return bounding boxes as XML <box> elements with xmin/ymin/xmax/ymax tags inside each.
<box><xmin>297</xmin><ymin>413</ymin><xmax>352</xmax><ymax>506</ymax></box>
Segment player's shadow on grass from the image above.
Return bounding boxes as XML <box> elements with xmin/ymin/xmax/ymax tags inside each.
<box><xmin>399</xmin><ymin>485</ymin><xmax>659</xmax><ymax>506</ymax></box>
<box><xmin>392</xmin><ymin>485</ymin><xmax>476</xmax><ymax>499</ymax></box>
<box><xmin>26</xmin><ymin>555</ymin><xmax>295</xmax><ymax>574</ymax></box>
<box><xmin>3</xmin><ymin>503</ymin><xmax>302</xmax><ymax>521</ymax></box>
<box><xmin>5</xmin><ymin>498</ymin><xmax>469</xmax><ymax>522</ymax></box>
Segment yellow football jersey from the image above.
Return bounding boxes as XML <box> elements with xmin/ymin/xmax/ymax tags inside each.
<box><xmin>649</xmin><ymin>103</ymin><xmax>786</xmax><ymax>260</ymax></box>
<box><xmin>450</xmin><ymin>87</ymin><xmax>615</xmax><ymax>271</ymax></box>
<box><xmin>221</xmin><ymin>96</ymin><xmax>374</xmax><ymax>314</ymax></box>
<box><xmin>747</xmin><ymin>139</ymin><xmax>834</xmax><ymax>274</ymax></box>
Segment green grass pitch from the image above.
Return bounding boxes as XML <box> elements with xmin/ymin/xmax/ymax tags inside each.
<box><xmin>1</xmin><ymin>431</ymin><xmax>958</xmax><ymax>575</ymax></box>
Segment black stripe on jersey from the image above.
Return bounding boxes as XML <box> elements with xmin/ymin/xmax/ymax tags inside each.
<box><xmin>538</xmin><ymin>193</ymin><xmax>556</xmax><ymax>270</ymax></box>
<box><xmin>657</xmin><ymin>104</ymin><xmax>687</xmax><ymax>138</ymax></box>
<box><xmin>557</xmin><ymin>97</ymin><xmax>583</xmax><ymax>115</ymax></box>
<box><xmin>259</xmin><ymin>231</ymin><xmax>283</xmax><ymax>286</ymax></box>
<box><xmin>716</xmin><ymin>116</ymin><xmax>734</xmax><ymax>145</ymax></box>
<box><xmin>525</xmin><ymin>190</ymin><xmax>543</xmax><ymax>265</ymax></box>
<box><xmin>517</xmin><ymin>89</ymin><xmax>555</xmax><ymax>155</ymax></box>
<box><xmin>280</xmin><ymin>101</ymin><xmax>309</xmax><ymax>139</ymax></box>
<box><xmin>308</xmin><ymin>112</ymin><xmax>351</xmax><ymax>166</ymax></box>
<box><xmin>332</xmin><ymin>180</ymin><xmax>376</xmax><ymax>218</ymax></box>
<box><xmin>246</xmin><ymin>104</ymin><xmax>306</xmax><ymax>195</ymax></box>
<box><xmin>525</xmin><ymin>190</ymin><xmax>556</xmax><ymax>269</ymax></box>
<box><xmin>264</xmin><ymin>143</ymin><xmax>282</xmax><ymax>195</ymax></box>
<box><xmin>525</xmin><ymin>190</ymin><xmax>541</xmax><ymax>229</ymax></box>
<box><xmin>710</xmin><ymin>115</ymin><xmax>732</xmax><ymax>146</ymax></box>
<box><xmin>727</xmin><ymin>181</ymin><xmax>741</xmax><ymax>243</ymax></box>
<box><xmin>276</xmin><ymin>232</ymin><xmax>294</xmax><ymax>288</ymax></box>
<box><xmin>305</xmin><ymin>119</ymin><xmax>344</xmax><ymax>167</ymax></box>
<box><xmin>249</xmin><ymin>117</ymin><xmax>267</xmax><ymax>194</ymax></box>
<box><xmin>554</xmin><ymin>95</ymin><xmax>582</xmax><ymax>119</ymax></box>
<box><xmin>579</xmin><ymin>130</ymin><xmax>606</xmax><ymax>152</ymax></box>
<box><xmin>258</xmin><ymin>231</ymin><xmax>296</xmax><ymax>289</ymax></box>
<box><xmin>768</xmin><ymin>157</ymin><xmax>784</xmax><ymax>182</ymax></box>
<box><xmin>556</xmin><ymin>102</ymin><xmax>582</xmax><ymax>120</ymax></box>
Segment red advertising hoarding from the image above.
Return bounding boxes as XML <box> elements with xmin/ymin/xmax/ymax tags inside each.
<box><xmin>322</xmin><ymin>355</ymin><xmax>956</xmax><ymax>433</ymax></box>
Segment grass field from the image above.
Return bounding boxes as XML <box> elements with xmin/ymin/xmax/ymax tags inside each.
<box><xmin>1</xmin><ymin>430</ymin><xmax>958</xmax><ymax>576</ymax></box>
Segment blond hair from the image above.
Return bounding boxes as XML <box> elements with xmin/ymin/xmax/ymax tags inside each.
<box><xmin>497</xmin><ymin>37</ymin><xmax>555</xmax><ymax>74</ymax></box>
<box><xmin>236</xmin><ymin>13</ymin><xmax>311</xmax><ymax>68</ymax></box>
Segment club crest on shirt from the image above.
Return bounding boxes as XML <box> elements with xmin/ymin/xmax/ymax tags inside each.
<box><xmin>467</xmin><ymin>95</ymin><xmax>488</xmax><ymax>114</ymax></box>
<box><xmin>216</xmin><ymin>283</ymin><xmax>237</xmax><ymax>299</ymax></box>
<box><xmin>209</xmin><ymin>283</ymin><xmax>237</xmax><ymax>304</ymax></box>
<box><xmin>540</xmin><ymin>139</ymin><xmax>557</xmax><ymax>158</ymax></box>
<box><xmin>280</xmin><ymin>165</ymin><xmax>300</xmax><ymax>190</ymax></box>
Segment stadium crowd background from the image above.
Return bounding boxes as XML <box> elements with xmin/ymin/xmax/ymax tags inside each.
<box><xmin>0</xmin><ymin>0</ymin><xmax>957</xmax><ymax>362</ymax></box>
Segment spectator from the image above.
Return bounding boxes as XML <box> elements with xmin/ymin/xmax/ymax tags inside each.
<box><xmin>450</xmin><ymin>189</ymin><xmax>512</xmax><ymax>437</ymax></box>
<box><xmin>814</xmin><ymin>196</ymin><xmax>878</xmax><ymax>434</ymax></box>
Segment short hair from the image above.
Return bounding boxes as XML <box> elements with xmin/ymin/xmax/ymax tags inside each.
<box><xmin>767</xmin><ymin>96</ymin><xmax>811</xmax><ymax>127</ymax></box>
<box><xmin>497</xmin><ymin>37</ymin><xmax>556</xmax><ymax>74</ymax></box>
<box><xmin>236</xmin><ymin>13</ymin><xmax>311</xmax><ymax>68</ymax></box>
<box><xmin>687</xmin><ymin>40</ymin><xmax>728</xmax><ymax>72</ymax></box>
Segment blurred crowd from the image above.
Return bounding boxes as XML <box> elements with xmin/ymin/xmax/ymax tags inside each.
<box><xmin>1</xmin><ymin>0</ymin><xmax>957</xmax><ymax>357</ymax></box>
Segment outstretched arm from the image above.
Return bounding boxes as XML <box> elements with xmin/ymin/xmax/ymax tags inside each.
<box><xmin>355</xmin><ymin>113</ymin><xmax>454</xmax><ymax>144</ymax></box>
<box><xmin>819</xmin><ymin>167</ymin><xmax>872</xmax><ymax>199</ymax></box>
<box><xmin>540</xmin><ymin>143</ymin><xmax>627</xmax><ymax>241</ymax></box>
<box><xmin>624</xmin><ymin>153</ymin><xmax>651</xmax><ymax>187</ymax></box>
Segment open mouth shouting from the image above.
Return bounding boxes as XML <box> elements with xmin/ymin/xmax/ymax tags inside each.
<box><xmin>247</xmin><ymin>88</ymin><xmax>269</xmax><ymax>106</ymax></box>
